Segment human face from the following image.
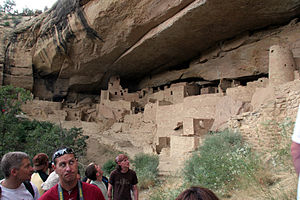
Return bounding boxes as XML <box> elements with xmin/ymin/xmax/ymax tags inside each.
<box><xmin>118</xmin><ymin>157</ymin><xmax>130</xmax><ymax>170</ymax></box>
<box><xmin>15</xmin><ymin>158</ymin><xmax>34</xmax><ymax>182</ymax></box>
<box><xmin>95</xmin><ymin>164</ymin><xmax>103</xmax><ymax>177</ymax></box>
<box><xmin>54</xmin><ymin>154</ymin><xmax>78</xmax><ymax>184</ymax></box>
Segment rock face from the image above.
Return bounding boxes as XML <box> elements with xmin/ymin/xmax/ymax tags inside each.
<box><xmin>1</xmin><ymin>0</ymin><xmax>300</xmax><ymax>100</ymax></box>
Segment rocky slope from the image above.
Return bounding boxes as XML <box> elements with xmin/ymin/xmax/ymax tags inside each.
<box><xmin>1</xmin><ymin>0</ymin><xmax>300</xmax><ymax>101</ymax></box>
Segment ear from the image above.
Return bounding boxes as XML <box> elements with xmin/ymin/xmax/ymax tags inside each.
<box><xmin>53</xmin><ymin>164</ymin><xmax>57</xmax><ymax>171</ymax></box>
<box><xmin>10</xmin><ymin>168</ymin><xmax>18</xmax><ymax>177</ymax></box>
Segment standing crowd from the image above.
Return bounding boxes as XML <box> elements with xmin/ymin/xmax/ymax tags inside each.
<box><xmin>0</xmin><ymin>146</ymin><xmax>223</xmax><ymax>200</ymax></box>
<box><xmin>0</xmin><ymin>148</ymin><xmax>140</xmax><ymax>200</ymax></box>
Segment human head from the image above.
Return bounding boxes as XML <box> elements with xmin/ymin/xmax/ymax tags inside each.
<box><xmin>52</xmin><ymin>147</ymin><xmax>78</xmax><ymax>185</ymax></box>
<box><xmin>1</xmin><ymin>152</ymin><xmax>33</xmax><ymax>180</ymax></box>
<box><xmin>115</xmin><ymin>154</ymin><xmax>129</xmax><ymax>171</ymax></box>
<box><xmin>85</xmin><ymin>163</ymin><xmax>103</xmax><ymax>181</ymax></box>
<box><xmin>52</xmin><ymin>147</ymin><xmax>76</xmax><ymax>165</ymax></box>
<box><xmin>33</xmin><ymin>153</ymin><xmax>49</xmax><ymax>171</ymax></box>
<box><xmin>85</xmin><ymin>163</ymin><xmax>98</xmax><ymax>181</ymax></box>
<box><xmin>175</xmin><ymin>186</ymin><xmax>219</xmax><ymax>200</ymax></box>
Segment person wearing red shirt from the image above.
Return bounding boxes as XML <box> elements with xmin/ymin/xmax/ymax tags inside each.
<box><xmin>39</xmin><ymin>147</ymin><xmax>105</xmax><ymax>200</ymax></box>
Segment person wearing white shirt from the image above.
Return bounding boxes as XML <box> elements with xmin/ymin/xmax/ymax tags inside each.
<box><xmin>0</xmin><ymin>151</ymin><xmax>40</xmax><ymax>200</ymax></box>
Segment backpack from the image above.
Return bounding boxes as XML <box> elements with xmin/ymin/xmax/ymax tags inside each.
<box><xmin>102</xmin><ymin>176</ymin><xmax>108</xmax><ymax>189</ymax></box>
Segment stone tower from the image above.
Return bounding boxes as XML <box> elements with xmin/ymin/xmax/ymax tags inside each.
<box><xmin>269</xmin><ymin>45</ymin><xmax>296</xmax><ymax>86</ymax></box>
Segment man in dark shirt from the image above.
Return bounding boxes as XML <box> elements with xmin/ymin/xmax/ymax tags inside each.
<box><xmin>39</xmin><ymin>147</ymin><xmax>105</xmax><ymax>200</ymax></box>
<box><xmin>108</xmin><ymin>154</ymin><xmax>138</xmax><ymax>200</ymax></box>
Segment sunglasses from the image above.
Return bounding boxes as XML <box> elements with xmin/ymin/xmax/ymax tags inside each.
<box><xmin>52</xmin><ymin>148</ymin><xmax>75</xmax><ymax>162</ymax></box>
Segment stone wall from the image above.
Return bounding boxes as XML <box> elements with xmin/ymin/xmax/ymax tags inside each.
<box><xmin>183</xmin><ymin>94</ymin><xmax>223</xmax><ymax>119</ymax></box>
<box><xmin>21</xmin><ymin>100</ymin><xmax>63</xmax><ymax>119</ymax></box>
<box><xmin>228</xmin><ymin>80</ymin><xmax>300</xmax><ymax>150</ymax></box>
<box><xmin>226</xmin><ymin>79</ymin><xmax>267</xmax><ymax>103</ymax></box>
<box><xmin>144</xmin><ymin>102</ymin><xmax>157</xmax><ymax>123</ymax></box>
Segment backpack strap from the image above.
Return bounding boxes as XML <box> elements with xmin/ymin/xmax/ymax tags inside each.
<box><xmin>23</xmin><ymin>181</ymin><xmax>34</xmax><ymax>198</ymax></box>
<box><xmin>102</xmin><ymin>176</ymin><xmax>108</xmax><ymax>189</ymax></box>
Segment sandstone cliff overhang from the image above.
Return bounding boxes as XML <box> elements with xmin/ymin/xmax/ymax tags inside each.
<box><xmin>1</xmin><ymin>0</ymin><xmax>300</xmax><ymax>100</ymax></box>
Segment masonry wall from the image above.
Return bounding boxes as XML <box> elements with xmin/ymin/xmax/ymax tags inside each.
<box><xmin>103</xmin><ymin>99</ymin><xmax>132</xmax><ymax>111</ymax></box>
<box><xmin>170</xmin><ymin>135</ymin><xmax>199</xmax><ymax>158</ymax></box>
<box><xmin>144</xmin><ymin>102</ymin><xmax>157</xmax><ymax>123</ymax></box>
<box><xmin>226</xmin><ymin>78</ymin><xmax>268</xmax><ymax>102</ymax></box>
<box><xmin>228</xmin><ymin>80</ymin><xmax>300</xmax><ymax>150</ymax></box>
<box><xmin>156</xmin><ymin>103</ymin><xmax>184</xmax><ymax>139</ymax></box>
<box><xmin>183</xmin><ymin>94</ymin><xmax>223</xmax><ymax>119</ymax></box>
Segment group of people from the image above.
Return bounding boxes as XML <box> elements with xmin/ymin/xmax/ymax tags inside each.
<box><xmin>0</xmin><ymin>148</ymin><xmax>140</xmax><ymax>200</ymax></box>
<box><xmin>0</xmin><ymin>146</ymin><xmax>221</xmax><ymax>200</ymax></box>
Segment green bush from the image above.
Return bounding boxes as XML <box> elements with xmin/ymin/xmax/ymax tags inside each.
<box><xmin>3</xmin><ymin>21</ymin><xmax>9</xmax><ymax>26</ymax></box>
<box><xmin>22</xmin><ymin>120</ymin><xmax>88</xmax><ymax>160</ymax></box>
<box><xmin>183</xmin><ymin>130</ymin><xmax>260</xmax><ymax>195</ymax></box>
<box><xmin>102</xmin><ymin>159</ymin><xmax>116</xmax><ymax>177</ymax></box>
<box><xmin>133</xmin><ymin>153</ymin><xmax>159</xmax><ymax>189</ymax></box>
<box><xmin>148</xmin><ymin>186</ymin><xmax>182</xmax><ymax>200</ymax></box>
<box><xmin>0</xmin><ymin>85</ymin><xmax>89</xmax><ymax>178</ymax></box>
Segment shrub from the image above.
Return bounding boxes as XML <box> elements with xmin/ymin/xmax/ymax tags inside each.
<box><xmin>23</xmin><ymin>120</ymin><xmax>88</xmax><ymax>160</ymax></box>
<box><xmin>183</xmin><ymin>130</ymin><xmax>261</xmax><ymax>196</ymax></box>
<box><xmin>3</xmin><ymin>21</ymin><xmax>9</xmax><ymax>26</ymax></box>
<box><xmin>148</xmin><ymin>186</ymin><xmax>182</xmax><ymax>200</ymax></box>
<box><xmin>102</xmin><ymin>159</ymin><xmax>116</xmax><ymax>177</ymax></box>
<box><xmin>12</xmin><ymin>18</ymin><xmax>20</xmax><ymax>26</ymax></box>
<box><xmin>0</xmin><ymin>86</ymin><xmax>89</xmax><ymax>179</ymax></box>
<box><xmin>133</xmin><ymin>153</ymin><xmax>159</xmax><ymax>189</ymax></box>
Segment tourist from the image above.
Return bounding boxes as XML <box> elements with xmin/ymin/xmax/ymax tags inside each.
<box><xmin>85</xmin><ymin>163</ymin><xmax>108</xmax><ymax>199</ymax></box>
<box><xmin>175</xmin><ymin>186</ymin><xmax>219</xmax><ymax>200</ymax></box>
<box><xmin>39</xmin><ymin>147</ymin><xmax>105</xmax><ymax>200</ymax></box>
<box><xmin>41</xmin><ymin>170</ymin><xmax>59</xmax><ymax>191</ymax></box>
<box><xmin>291</xmin><ymin>105</ymin><xmax>300</xmax><ymax>200</ymax></box>
<box><xmin>0</xmin><ymin>151</ymin><xmax>40</xmax><ymax>199</ymax></box>
<box><xmin>31</xmin><ymin>153</ymin><xmax>49</xmax><ymax>195</ymax></box>
<box><xmin>108</xmin><ymin>154</ymin><xmax>138</xmax><ymax>200</ymax></box>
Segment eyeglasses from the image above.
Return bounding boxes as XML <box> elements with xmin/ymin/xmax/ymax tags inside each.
<box><xmin>52</xmin><ymin>148</ymin><xmax>75</xmax><ymax>162</ymax></box>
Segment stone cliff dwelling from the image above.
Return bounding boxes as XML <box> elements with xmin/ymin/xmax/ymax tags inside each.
<box><xmin>1</xmin><ymin>0</ymin><xmax>300</xmax><ymax>173</ymax></box>
<box><xmin>21</xmin><ymin>43</ymin><xmax>300</xmax><ymax>173</ymax></box>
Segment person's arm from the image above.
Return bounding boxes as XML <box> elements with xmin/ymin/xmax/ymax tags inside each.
<box><xmin>291</xmin><ymin>142</ymin><xmax>300</xmax><ymax>174</ymax></box>
<box><xmin>107</xmin><ymin>183</ymin><xmax>113</xmax><ymax>200</ymax></box>
<box><xmin>292</xmin><ymin>105</ymin><xmax>300</xmax><ymax>175</ymax></box>
<box><xmin>132</xmin><ymin>184</ymin><xmax>138</xmax><ymax>200</ymax></box>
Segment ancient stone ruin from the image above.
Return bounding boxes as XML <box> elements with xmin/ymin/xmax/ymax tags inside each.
<box><xmin>1</xmin><ymin>0</ymin><xmax>300</xmax><ymax>174</ymax></box>
<box><xmin>20</xmin><ymin>42</ymin><xmax>299</xmax><ymax>173</ymax></box>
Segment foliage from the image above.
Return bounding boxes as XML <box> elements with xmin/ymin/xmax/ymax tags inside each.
<box><xmin>22</xmin><ymin>120</ymin><xmax>88</xmax><ymax>160</ymax></box>
<box><xmin>21</xmin><ymin>7</ymin><xmax>34</xmax><ymax>16</ymax></box>
<box><xmin>0</xmin><ymin>85</ymin><xmax>89</xmax><ymax>179</ymax></box>
<box><xmin>148</xmin><ymin>185</ymin><xmax>183</xmax><ymax>200</ymax></box>
<box><xmin>3</xmin><ymin>21</ymin><xmax>9</xmax><ymax>26</ymax></box>
<box><xmin>102</xmin><ymin>159</ymin><xmax>116</xmax><ymax>177</ymax></box>
<box><xmin>2</xmin><ymin>0</ymin><xmax>15</xmax><ymax>14</ymax></box>
<box><xmin>133</xmin><ymin>153</ymin><xmax>159</xmax><ymax>189</ymax></box>
<box><xmin>0</xmin><ymin>85</ymin><xmax>31</xmax><ymax>156</ymax></box>
<box><xmin>12</xmin><ymin>17</ymin><xmax>20</xmax><ymax>26</ymax></box>
<box><xmin>261</xmin><ymin>118</ymin><xmax>294</xmax><ymax>164</ymax></box>
<box><xmin>182</xmin><ymin>129</ymin><xmax>261</xmax><ymax>196</ymax></box>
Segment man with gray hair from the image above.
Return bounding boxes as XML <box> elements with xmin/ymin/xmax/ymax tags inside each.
<box><xmin>0</xmin><ymin>151</ymin><xmax>40</xmax><ymax>200</ymax></box>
